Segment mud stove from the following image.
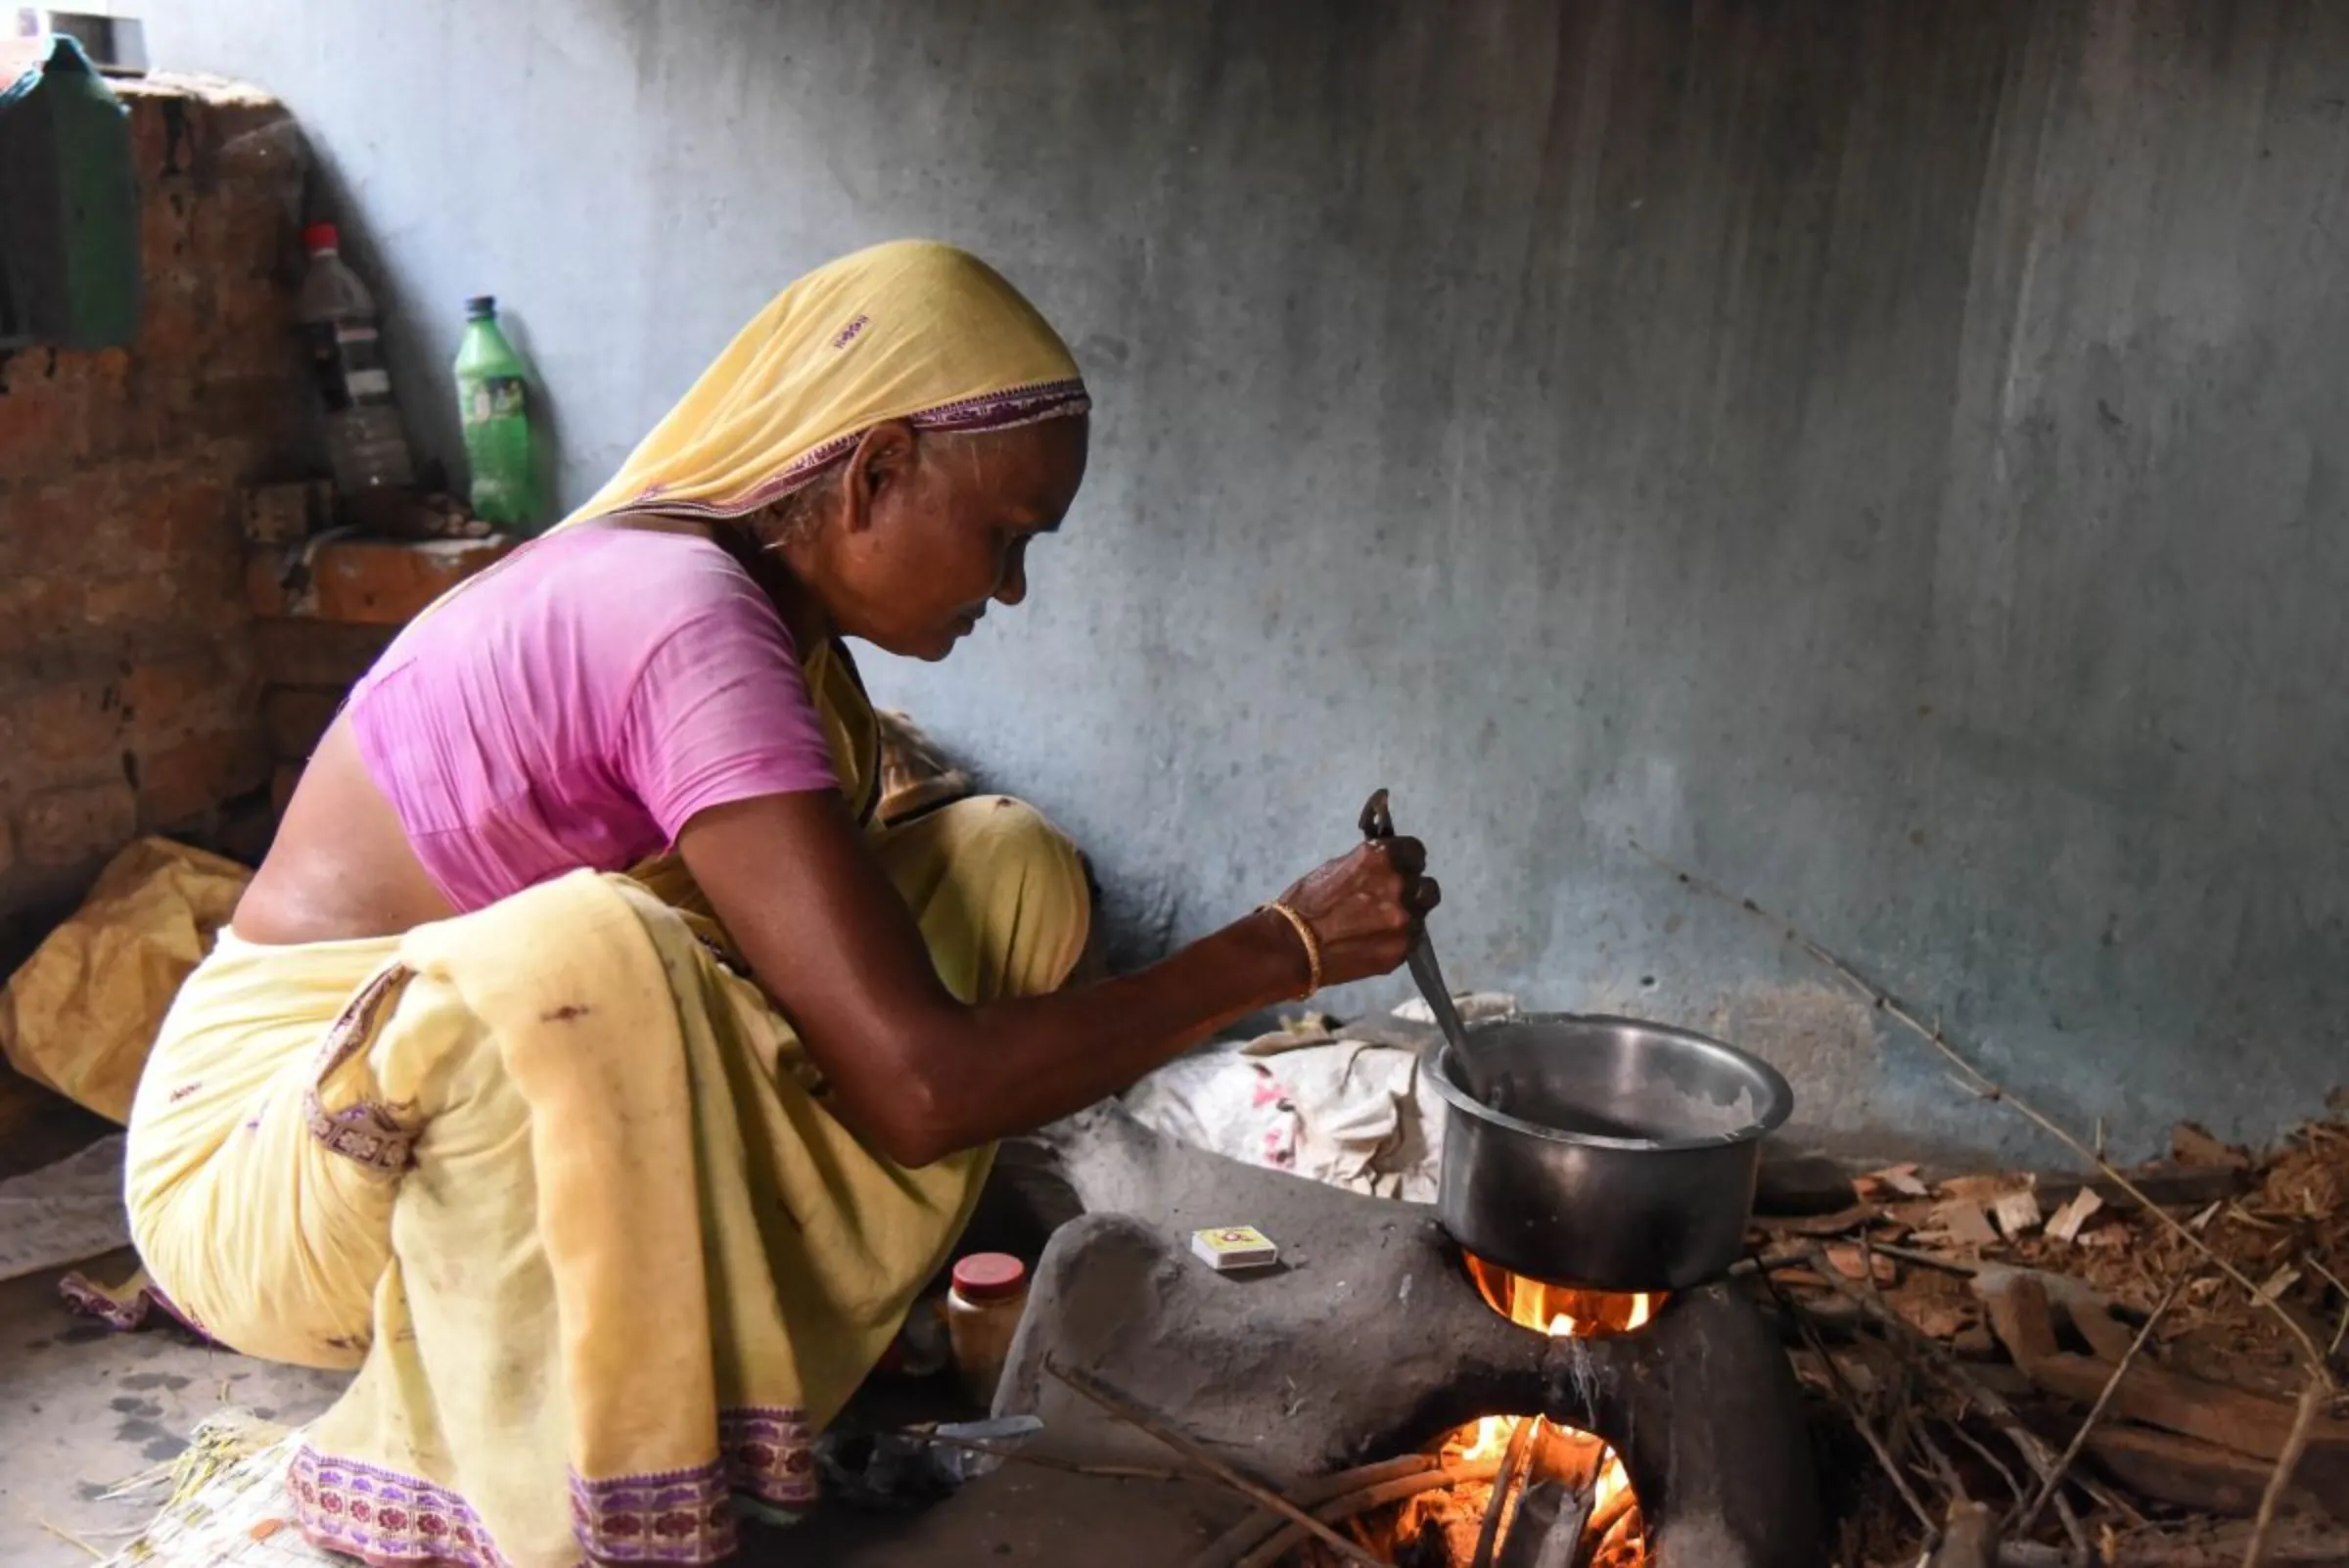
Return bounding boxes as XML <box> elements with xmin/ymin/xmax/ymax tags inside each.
<box><xmin>991</xmin><ymin>1112</ymin><xmax>1821</xmax><ymax>1568</ymax></box>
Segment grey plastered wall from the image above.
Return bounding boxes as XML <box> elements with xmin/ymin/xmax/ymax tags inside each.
<box><xmin>139</xmin><ymin>0</ymin><xmax>2349</xmax><ymax>1160</ymax></box>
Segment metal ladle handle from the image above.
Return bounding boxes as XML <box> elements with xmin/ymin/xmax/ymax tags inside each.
<box><xmin>1358</xmin><ymin>790</ymin><xmax>1482</xmax><ymax>1097</ymax></box>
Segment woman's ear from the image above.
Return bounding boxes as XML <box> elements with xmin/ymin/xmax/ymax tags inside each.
<box><xmin>842</xmin><ymin>421</ymin><xmax>917</xmax><ymax>534</ymax></box>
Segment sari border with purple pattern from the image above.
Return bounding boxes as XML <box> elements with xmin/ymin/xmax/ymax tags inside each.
<box><xmin>57</xmin><ymin>1270</ymin><xmax>214</xmax><ymax>1341</ymax></box>
<box><xmin>289</xmin><ymin>1406</ymin><xmax>815</xmax><ymax>1568</ymax></box>
<box><xmin>629</xmin><ymin>376</ymin><xmax>1091</xmax><ymax>521</ymax></box>
<box><xmin>300</xmin><ymin>964</ymin><xmax>420</xmax><ymax>1177</ymax></box>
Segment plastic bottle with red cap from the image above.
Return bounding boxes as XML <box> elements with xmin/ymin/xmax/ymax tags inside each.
<box><xmin>944</xmin><ymin>1252</ymin><xmax>1029</xmax><ymax>1407</ymax></box>
<box><xmin>295</xmin><ymin>221</ymin><xmax>415</xmax><ymax>502</ymax></box>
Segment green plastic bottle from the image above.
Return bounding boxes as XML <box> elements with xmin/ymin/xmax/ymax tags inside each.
<box><xmin>452</xmin><ymin>296</ymin><xmax>541</xmax><ymax>530</ymax></box>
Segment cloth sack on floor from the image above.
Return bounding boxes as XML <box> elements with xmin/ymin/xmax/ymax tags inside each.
<box><xmin>0</xmin><ymin>837</ymin><xmax>250</xmax><ymax>1123</ymax></box>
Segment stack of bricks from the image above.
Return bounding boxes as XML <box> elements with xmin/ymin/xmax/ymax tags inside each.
<box><xmin>0</xmin><ymin>74</ymin><xmax>517</xmax><ymax>965</ymax></box>
<box><xmin>0</xmin><ymin>75</ymin><xmax>308</xmax><ymax>959</ymax></box>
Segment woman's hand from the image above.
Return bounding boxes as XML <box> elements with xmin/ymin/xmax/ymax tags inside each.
<box><xmin>1272</xmin><ymin>837</ymin><xmax>1440</xmax><ymax>989</ymax></box>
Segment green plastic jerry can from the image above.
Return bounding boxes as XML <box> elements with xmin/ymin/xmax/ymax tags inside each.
<box><xmin>0</xmin><ymin>34</ymin><xmax>138</xmax><ymax>349</ymax></box>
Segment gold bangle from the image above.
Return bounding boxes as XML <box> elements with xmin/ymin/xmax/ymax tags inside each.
<box><xmin>1259</xmin><ymin>900</ymin><xmax>1322</xmax><ymax>998</ymax></box>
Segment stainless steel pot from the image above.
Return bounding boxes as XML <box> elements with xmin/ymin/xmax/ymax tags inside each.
<box><xmin>1427</xmin><ymin>1013</ymin><xmax>1794</xmax><ymax>1291</ymax></box>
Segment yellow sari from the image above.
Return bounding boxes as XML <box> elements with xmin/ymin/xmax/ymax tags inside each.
<box><xmin>118</xmin><ymin>242</ymin><xmax>1092</xmax><ymax>1568</ymax></box>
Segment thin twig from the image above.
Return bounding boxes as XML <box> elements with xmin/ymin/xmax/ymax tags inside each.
<box><xmin>1047</xmin><ymin>1361</ymin><xmax>1395</xmax><ymax>1568</ymax></box>
<box><xmin>1635</xmin><ymin>841</ymin><xmax>2333</xmax><ymax>1382</ymax></box>
<box><xmin>1585</xmin><ymin>1462</ymin><xmax>1640</xmax><ymax>1545</ymax></box>
<box><xmin>1914</xmin><ymin>1418</ymin><xmax>1968</xmax><ymax>1503</ymax></box>
<box><xmin>1729</xmin><ymin>1245</ymin><xmax>1819</xmax><ymax>1277</ymax></box>
<box><xmin>1931</xmin><ymin>1499</ymin><xmax>2000</xmax><ymax>1568</ymax></box>
<box><xmin>1869</xmin><ymin>1244</ymin><xmax>1987</xmax><ymax>1278</ymax></box>
<box><xmin>1187</xmin><ymin>1457</ymin><xmax>1451</xmax><ymax>1568</ymax></box>
<box><xmin>1943</xmin><ymin>1419</ymin><xmax>2025</xmax><ymax>1507</ymax></box>
<box><xmin>1858</xmin><ymin>1228</ymin><xmax>1968</xmax><ymax>1526</ymax></box>
<box><xmin>35</xmin><ymin>1519</ymin><xmax>105</xmax><ymax>1560</ymax></box>
<box><xmin>2241</xmin><ymin>1381</ymin><xmax>2325</xmax><ymax>1568</ymax></box>
<box><xmin>1591</xmin><ymin>1506</ymin><xmax>1640</xmax><ymax>1565</ymax></box>
<box><xmin>1221</xmin><ymin>1460</ymin><xmax>1502</xmax><ymax>1568</ymax></box>
<box><xmin>2011</xmin><ymin>1276</ymin><xmax>2185</xmax><ymax>1534</ymax></box>
<box><xmin>2306</xmin><ymin>1258</ymin><xmax>2349</xmax><ymax>1364</ymax></box>
<box><xmin>1797</xmin><ymin>1245</ymin><xmax>2094</xmax><ymax>1556</ymax></box>
<box><xmin>1787</xmin><ymin>1281</ymin><xmax>1941</xmax><ymax>1539</ymax></box>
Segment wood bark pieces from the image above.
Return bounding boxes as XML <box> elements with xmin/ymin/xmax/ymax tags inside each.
<box><xmin>1975</xmin><ymin>1270</ymin><xmax>2062</xmax><ymax>1369</ymax></box>
<box><xmin>1465</xmin><ymin>1411</ymin><xmax>1538</xmax><ymax>1568</ymax></box>
<box><xmin>2173</xmin><ymin>1124</ymin><xmax>2254</xmax><ymax>1173</ymax></box>
<box><xmin>1968</xmin><ymin>1265</ymin><xmax>2134</xmax><ymax>1361</ymax></box>
<box><xmin>2045</xmin><ymin>1272</ymin><xmax>2128</xmax><ymax>1358</ymax></box>
<box><xmin>1959</xmin><ymin>1160</ymin><xmax>2227</xmax><ymax>1224</ymax></box>
<box><xmin>2014</xmin><ymin>1278</ymin><xmax>2187</xmax><ymax>1536</ymax></box>
<box><xmin>1898</xmin><ymin>1291</ymin><xmax>1977</xmax><ymax>1343</ymax></box>
<box><xmin>1929</xmin><ymin>1499</ymin><xmax>2000</xmax><ymax>1568</ymax></box>
<box><xmin>1861</xmin><ymin>1163</ymin><xmax>1931</xmax><ymax>1199</ymax></box>
<box><xmin>1824</xmin><ymin>1243</ymin><xmax>1899</xmax><ymax>1285</ymax></box>
<box><xmin>1953</xmin><ymin>1324</ymin><xmax>2000</xmax><ymax>1360</ymax></box>
<box><xmin>2243</xmin><ymin>1382</ymin><xmax>2329</xmax><ymax>1567</ymax></box>
<box><xmin>1941</xmin><ymin>1176</ymin><xmax>2013</xmax><ymax>1204</ymax></box>
<box><xmin>2081</xmin><ymin>1426</ymin><xmax>2335</xmax><ymax>1522</ymax></box>
<box><xmin>2254</xmin><ymin>1265</ymin><xmax>2301</xmax><ymax>1305</ymax></box>
<box><xmin>2067</xmin><ymin>1300</ymin><xmax>2142</xmax><ymax>1365</ymax></box>
<box><xmin>1998</xmin><ymin>1518</ymin><xmax>2349</xmax><ymax>1565</ymax></box>
<box><xmin>2048</xmin><ymin>1187</ymin><xmax>2106</xmax><ymax>1244</ymax></box>
<box><xmin>1995</xmin><ymin>1187</ymin><xmax>2047</xmax><ymax>1239</ymax></box>
<box><xmin>2033</xmin><ymin>1165</ymin><xmax>2253</xmax><ymax>1218</ymax></box>
<box><xmin>1775</xmin><ymin>1202</ymin><xmax>1890</xmax><ymax>1238</ymax></box>
<box><xmin>1796</xmin><ymin>1246</ymin><xmax>2099</xmax><ymax>1554</ymax></box>
<box><xmin>1934</xmin><ymin>1199</ymin><xmax>2003</xmax><ymax>1248</ymax></box>
<box><xmin>2011</xmin><ymin>1353</ymin><xmax>2349</xmax><ymax>1464</ymax></box>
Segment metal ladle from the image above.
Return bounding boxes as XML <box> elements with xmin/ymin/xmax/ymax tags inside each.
<box><xmin>1358</xmin><ymin>789</ymin><xmax>1493</xmax><ymax>1106</ymax></box>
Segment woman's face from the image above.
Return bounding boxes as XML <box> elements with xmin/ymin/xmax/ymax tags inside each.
<box><xmin>811</xmin><ymin>415</ymin><xmax>1089</xmax><ymax>661</ymax></box>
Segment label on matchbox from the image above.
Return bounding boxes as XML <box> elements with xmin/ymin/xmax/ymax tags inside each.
<box><xmin>1189</xmin><ymin>1225</ymin><xmax>1279</xmax><ymax>1271</ymax></box>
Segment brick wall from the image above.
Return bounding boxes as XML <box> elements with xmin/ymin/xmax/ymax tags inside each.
<box><xmin>249</xmin><ymin>533</ymin><xmax>514</xmax><ymax>812</ymax></box>
<box><xmin>0</xmin><ymin>76</ymin><xmax>309</xmax><ymax>960</ymax></box>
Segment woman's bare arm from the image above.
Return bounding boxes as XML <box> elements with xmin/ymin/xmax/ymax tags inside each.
<box><xmin>678</xmin><ymin>790</ymin><xmax>1429</xmax><ymax>1167</ymax></box>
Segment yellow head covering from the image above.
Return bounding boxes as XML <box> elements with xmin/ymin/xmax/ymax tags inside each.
<box><xmin>559</xmin><ymin>240</ymin><xmax>1088</xmax><ymax>529</ymax></box>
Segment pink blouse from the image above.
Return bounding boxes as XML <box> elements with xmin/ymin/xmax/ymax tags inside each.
<box><xmin>345</xmin><ymin>529</ymin><xmax>840</xmax><ymax>912</ymax></box>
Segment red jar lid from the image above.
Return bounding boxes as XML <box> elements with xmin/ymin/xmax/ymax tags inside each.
<box><xmin>951</xmin><ymin>1252</ymin><xmax>1026</xmax><ymax>1302</ymax></box>
<box><xmin>303</xmin><ymin>222</ymin><xmax>341</xmax><ymax>254</ymax></box>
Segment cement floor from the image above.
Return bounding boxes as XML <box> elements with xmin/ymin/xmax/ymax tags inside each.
<box><xmin>0</xmin><ymin>1246</ymin><xmax>1234</xmax><ymax>1568</ymax></box>
<box><xmin>0</xmin><ymin>1248</ymin><xmax>345</xmax><ymax>1566</ymax></box>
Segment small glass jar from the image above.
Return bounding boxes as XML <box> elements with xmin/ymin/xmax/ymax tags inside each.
<box><xmin>944</xmin><ymin>1252</ymin><xmax>1029</xmax><ymax>1407</ymax></box>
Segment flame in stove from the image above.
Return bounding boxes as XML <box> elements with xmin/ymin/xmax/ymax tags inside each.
<box><xmin>1458</xmin><ymin>1414</ymin><xmax>1514</xmax><ymax>1464</ymax></box>
<box><xmin>1440</xmin><ymin>1412</ymin><xmax>1642</xmax><ymax>1556</ymax></box>
<box><xmin>1591</xmin><ymin>1447</ymin><xmax>1632</xmax><ymax>1513</ymax></box>
<box><xmin>1464</xmin><ymin>1251</ymin><xmax>1665</xmax><ymax>1338</ymax></box>
<box><xmin>1440</xmin><ymin>1256</ymin><xmax>1661</xmax><ymax>1560</ymax></box>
